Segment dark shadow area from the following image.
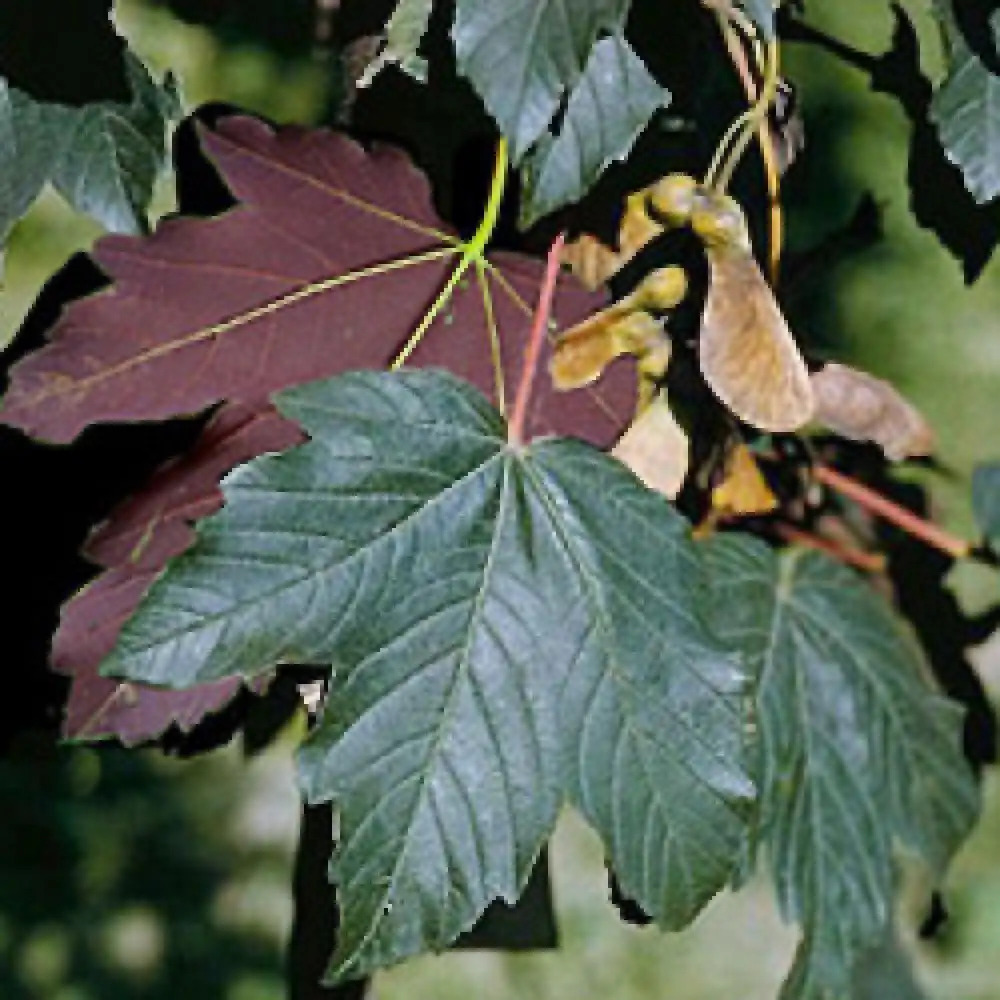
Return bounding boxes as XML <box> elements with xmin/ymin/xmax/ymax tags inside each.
<box><xmin>0</xmin><ymin>253</ymin><xmax>208</xmax><ymax>751</ymax></box>
<box><xmin>0</xmin><ymin>0</ymin><xmax>128</xmax><ymax>104</ymax></box>
<box><xmin>289</xmin><ymin>803</ymin><xmax>369</xmax><ymax>1000</ymax></box>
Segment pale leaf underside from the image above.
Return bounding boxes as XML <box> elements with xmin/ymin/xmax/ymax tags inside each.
<box><xmin>931</xmin><ymin>10</ymin><xmax>1000</xmax><ymax>204</ymax></box>
<box><xmin>702</xmin><ymin>535</ymin><xmax>979</xmax><ymax>1000</ymax></box>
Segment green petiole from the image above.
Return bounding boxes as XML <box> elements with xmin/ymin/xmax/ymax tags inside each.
<box><xmin>391</xmin><ymin>138</ymin><xmax>509</xmax><ymax>370</ymax></box>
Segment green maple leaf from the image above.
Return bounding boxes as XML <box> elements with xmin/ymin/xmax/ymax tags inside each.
<box><xmin>702</xmin><ymin>535</ymin><xmax>979</xmax><ymax>1000</ymax></box>
<box><xmin>972</xmin><ymin>461</ymin><xmax>1000</xmax><ymax>547</ymax></box>
<box><xmin>852</xmin><ymin>931</ymin><xmax>929</xmax><ymax>1000</ymax></box>
<box><xmin>359</xmin><ymin>0</ymin><xmax>435</xmax><ymax>86</ymax></box>
<box><xmin>930</xmin><ymin>8</ymin><xmax>1000</xmax><ymax>204</ymax></box>
<box><xmin>100</xmin><ymin>368</ymin><xmax>753</xmax><ymax>981</ymax></box>
<box><xmin>451</xmin><ymin>0</ymin><xmax>632</xmax><ymax>162</ymax></box>
<box><xmin>382</xmin><ymin>1</ymin><xmax>664</xmax><ymax>223</ymax></box>
<box><xmin>520</xmin><ymin>33</ymin><xmax>668</xmax><ymax>227</ymax></box>
<box><xmin>0</xmin><ymin>50</ymin><xmax>178</xmax><ymax>253</ymax></box>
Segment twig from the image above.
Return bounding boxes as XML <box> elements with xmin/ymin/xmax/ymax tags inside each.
<box><xmin>508</xmin><ymin>233</ymin><xmax>566</xmax><ymax>446</ymax></box>
<box><xmin>774</xmin><ymin>523</ymin><xmax>887</xmax><ymax>573</ymax></box>
<box><xmin>814</xmin><ymin>464</ymin><xmax>970</xmax><ymax>559</ymax></box>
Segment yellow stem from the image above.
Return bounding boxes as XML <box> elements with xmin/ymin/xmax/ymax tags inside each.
<box><xmin>703</xmin><ymin>108</ymin><xmax>755</xmax><ymax>190</ymax></box>
<box><xmin>475</xmin><ymin>260</ymin><xmax>506</xmax><ymax>415</ymax></box>
<box><xmin>704</xmin><ymin>38</ymin><xmax>781</xmax><ymax>193</ymax></box>
<box><xmin>717</xmin><ymin>17</ymin><xmax>785</xmax><ymax>281</ymax></box>
<box><xmin>391</xmin><ymin>138</ymin><xmax>509</xmax><ymax>370</ymax></box>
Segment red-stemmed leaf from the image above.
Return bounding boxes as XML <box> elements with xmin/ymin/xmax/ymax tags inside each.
<box><xmin>0</xmin><ymin>115</ymin><xmax>630</xmax><ymax>445</ymax></box>
<box><xmin>31</xmin><ymin>114</ymin><xmax>633</xmax><ymax>743</ymax></box>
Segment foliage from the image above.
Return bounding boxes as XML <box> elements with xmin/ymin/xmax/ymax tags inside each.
<box><xmin>519</xmin><ymin>33</ymin><xmax>667</xmax><ymax>227</ymax></box>
<box><xmin>931</xmin><ymin>4</ymin><xmax>1000</xmax><ymax>204</ymax></box>
<box><xmin>3</xmin><ymin>1</ymin><xmax>1000</xmax><ymax>999</ymax></box>
<box><xmin>703</xmin><ymin>536</ymin><xmax>977</xmax><ymax>1000</ymax></box>
<box><xmin>0</xmin><ymin>119</ymin><xmax>615</xmax><ymax>442</ymax></box>
<box><xmin>0</xmin><ymin>49</ymin><xmax>177</xmax><ymax>269</ymax></box>
<box><xmin>102</xmin><ymin>368</ymin><xmax>753</xmax><ymax>978</ymax></box>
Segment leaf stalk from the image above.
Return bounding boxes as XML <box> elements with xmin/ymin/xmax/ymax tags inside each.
<box><xmin>815</xmin><ymin>464</ymin><xmax>971</xmax><ymax>560</ymax></box>
<box><xmin>391</xmin><ymin>138</ymin><xmax>509</xmax><ymax>370</ymax></box>
<box><xmin>774</xmin><ymin>523</ymin><xmax>887</xmax><ymax>573</ymax></box>
<box><xmin>508</xmin><ymin>232</ymin><xmax>566</xmax><ymax>446</ymax></box>
<box><xmin>716</xmin><ymin>16</ymin><xmax>785</xmax><ymax>282</ymax></box>
<box><xmin>704</xmin><ymin>38</ymin><xmax>781</xmax><ymax>194</ymax></box>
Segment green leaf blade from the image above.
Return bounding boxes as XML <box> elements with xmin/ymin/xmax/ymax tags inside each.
<box><xmin>852</xmin><ymin>932</ymin><xmax>930</xmax><ymax>1000</ymax></box>
<box><xmin>361</xmin><ymin>0</ymin><xmax>435</xmax><ymax>86</ymax></box>
<box><xmin>51</xmin><ymin>54</ymin><xmax>177</xmax><ymax>234</ymax></box>
<box><xmin>521</xmin><ymin>33</ymin><xmax>667</xmax><ymax>227</ymax></box>
<box><xmin>528</xmin><ymin>440</ymin><xmax>755</xmax><ymax>927</ymax></box>
<box><xmin>740</xmin><ymin>0</ymin><xmax>776</xmax><ymax>41</ymax></box>
<box><xmin>0</xmin><ymin>49</ymin><xmax>177</xmax><ymax>253</ymax></box>
<box><xmin>100</xmin><ymin>369</ymin><xmax>508</xmax><ymax>687</ymax></box>
<box><xmin>451</xmin><ymin>0</ymin><xmax>631</xmax><ymax>161</ymax></box>
<box><xmin>931</xmin><ymin>11</ymin><xmax>1000</xmax><ymax>203</ymax></box>
<box><xmin>100</xmin><ymin>368</ymin><xmax>755</xmax><ymax>979</ymax></box>
<box><xmin>299</xmin><ymin>451</ymin><xmax>573</xmax><ymax>979</ymax></box>
<box><xmin>702</xmin><ymin>536</ymin><xmax>979</xmax><ymax>1000</ymax></box>
<box><xmin>0</xmin><ymin>82</ymin><xmax>69</xmax><ymax>243</ymax></box>
<box><xmin>972</xmin><ymin>461</ymin><xmax>1000</xmax><ymax>546</ymax></box>
<box><xmin>101</xmin><ymin>370</ymin><xmax>566</xmax><ymax>980</ymax></box>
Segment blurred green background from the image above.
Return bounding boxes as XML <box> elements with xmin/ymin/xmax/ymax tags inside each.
<box><xmin>4</xmin><ymin>0</ymin><xmax>1000</xmax><ymax>997</ymax></box>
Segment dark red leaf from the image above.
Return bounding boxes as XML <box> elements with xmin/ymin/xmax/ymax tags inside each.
<box><xmin>55</xmin><ymin>566</ymin><xmax>247</xmax><ymax>744</ymax></box>
<box><xmin>0</xmin><ymin>116</ymin><xmax>632</xmax><ymax>446</ymax></box>
<box><xmin>84</xmin><ymin>402</ymin><xmax>299</xmax><ymax>569</ymax></box>
<box><xmin>54</xmin><ymin>403</ymin><xmax>293</xmax><ymax>743</ymax></box>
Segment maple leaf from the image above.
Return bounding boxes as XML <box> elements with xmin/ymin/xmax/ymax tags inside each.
<box><xmin>451</xmin><ymin>0</ymin><xmax>632</xmax><ymax>162</ymax></box>
<box><xmin>17</xmin><ymin>114</ymin><xmax>634</xmax><ymax>744</ymax></box>
<box><xmin>0</xmin><ymin>115</ymin><xmax>631</xmax><ymax>446</ymax></box>
<box><xmin>519</xmin><ymin>33</ymin><xmax>667</xmax><ymax>226</ymax></box>
<box><xmin>54</xmin><ymin>403</ymin><xmax>294</xmax><ymax>743</ymax></box>
<box><xmin>99</xmin><ymin>368</ymin><xmax>753</xmax><ymax>979</ymax></box>
<box><xmin>702</xmin><ymin>535</ymin><xmax>979</xmax><ymax>1000</ymax></box>
<box><xmin>973</xmin><ymin>461</ymin><xmax>1000</xmax><ymax>549</ymax></box>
